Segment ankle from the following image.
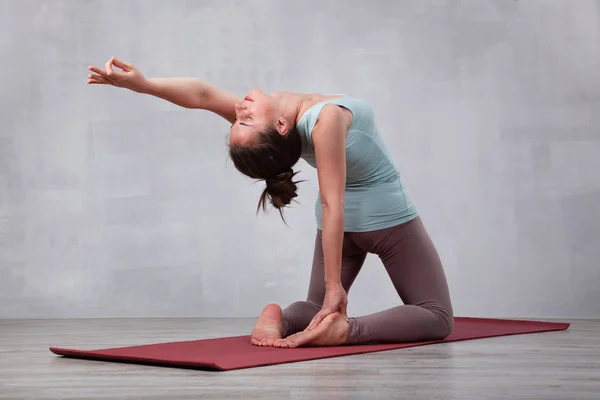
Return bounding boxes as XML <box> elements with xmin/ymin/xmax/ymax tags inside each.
<box><xmin>345</xmin><ymin>317</ymin><xmax>359</xmax><ymax>345</ymax></box>
<box><xmin>281</xmin><ymin>316</ymin><xmax>290</xmax><ymax>338</ymax></box>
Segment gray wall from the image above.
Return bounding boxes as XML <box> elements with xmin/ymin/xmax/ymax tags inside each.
<box><xmin>1</xmin><ymin>0</ymin><xmax>599</xmax><ymax>320</ymax></box>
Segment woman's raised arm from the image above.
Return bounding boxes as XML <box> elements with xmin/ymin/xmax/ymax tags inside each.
<box><xmin>88</xmin><ymin>57</ymin><xmax>241</xmax><ymax>124</ymax></box>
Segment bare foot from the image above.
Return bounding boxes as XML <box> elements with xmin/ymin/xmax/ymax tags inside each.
<box><xmin>250</xmin><ymin>304</ymin><xmax>283</xmax><ymax>347</ymax></box>
<box><xmin>274</xmin><ymin>312</ymin><xmax>349</xmax><ymax>348</ymax></box>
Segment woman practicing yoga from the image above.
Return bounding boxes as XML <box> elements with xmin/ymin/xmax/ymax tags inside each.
<box><xmin>87</xmin><ymin>57</ymin><xmax>454</xmax><ymax>348</ymax></box>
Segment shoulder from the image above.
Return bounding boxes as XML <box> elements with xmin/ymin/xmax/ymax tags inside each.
<box><xmin>313</xmin><ymin>104</ymin><xmax>352</xmax><ymax>135</ymax></box>
<box><xmin>310</xmin><ymin>105</ymin><xmax>351</xmax><ymax>152</ymax></box>
<box><xmin>296</xmin><ymin>99</ymin><xmax>354</xmax><ymax>144</ymax></box>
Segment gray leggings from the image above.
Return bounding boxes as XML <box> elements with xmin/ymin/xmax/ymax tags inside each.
<box><xmin>281</xmin><ymin>216</ymin><xmax>454</xmax><ymax>344</ymax></box>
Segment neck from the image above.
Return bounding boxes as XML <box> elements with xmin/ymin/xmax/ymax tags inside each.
<box><xmin>271</xmin><ymin>91</ymin><xmax>313</xmax><ymax>127</ymax></box>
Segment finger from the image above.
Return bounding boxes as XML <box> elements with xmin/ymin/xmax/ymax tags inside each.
<box><xmin>112</xmin><ymin>57</ymin><xmax>132</xmax><ymax>71</ymax></box>
<box><xmin>285</xmin><ymin>325</ymin><xmax>324</xmax><ymax>348</ymax></box>
<box><xmin>307</xmin><ymin>311</ymin><xmax>327</xmax><ymax>330</ymax></box>
<box><xmin>306</xmin><ymin>315</ymin><xmax>320</xmax><ymax>331</ymax></box>
<box><xmin>88</xmin><ymin>73</ymin><xmax>106</xmax><ymax>82</ymax></box>
<box><xmin>105</xmin><ymin>57</ymin><xmax>117</xmax><ymax>76</ymax></box>
<box><xmin>88</xmin><ymin>78</ymin><xmax>109</xmax><ymax>85</ymax></box>
<box><xmin>87</xmin><ymin>75</ymin><xmax>110</xmax><ymax>85</ymax></box>
<box><xmin>88</xmin><ymin>65</ymin><xmax>107</xmax><ymax>76</ymax></box>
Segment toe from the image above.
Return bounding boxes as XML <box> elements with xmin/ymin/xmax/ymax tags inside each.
<box><xmin>284</xmin><ymin>333</ymin><xmax>303</xmax><ymax>348</ymax></box>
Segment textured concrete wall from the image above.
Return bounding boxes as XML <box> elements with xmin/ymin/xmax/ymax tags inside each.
<box><xmin>1</xmin><ymin>0</ymin><xmax>599</xmax><ymax>319</ymax></box>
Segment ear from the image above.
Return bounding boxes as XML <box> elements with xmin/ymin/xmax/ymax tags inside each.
<box><xmin>274</xmin><ymin>117</ymin><xmax>289</xmax><ymax>136</ymax></box>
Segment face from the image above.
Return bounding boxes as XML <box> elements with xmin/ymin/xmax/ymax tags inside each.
<box><xmin>228</xmin><ymin>89</ymin><xmax>275</xmax><ymax>145</ymax></box>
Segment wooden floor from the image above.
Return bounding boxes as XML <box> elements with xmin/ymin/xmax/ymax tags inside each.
<box><xmin>0</xmin><ymin>317</ymin><xmax>598</xmax><ymax>399</ymax></box>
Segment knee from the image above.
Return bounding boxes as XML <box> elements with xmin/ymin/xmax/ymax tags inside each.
<box><xmin>437</xmin><ymin>313</ymin><xmax>454</xmax><ymax>339</ymax></box>
<box><xmin>427</xmin><ymin>305</ymin><xmax>454</xmax><ymax>340</ymax></box>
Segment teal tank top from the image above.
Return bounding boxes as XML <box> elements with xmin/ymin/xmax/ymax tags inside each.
<box><xmin>295</xmin><ymin>95</ymin><xmax>418</xmax><ymax>232</ymax></box>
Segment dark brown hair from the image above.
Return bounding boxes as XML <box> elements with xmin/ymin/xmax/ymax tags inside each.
<box><xmin>229</xmin><ymin>125</ymin><xmax>304</xmax><ymax>222</ymax></box>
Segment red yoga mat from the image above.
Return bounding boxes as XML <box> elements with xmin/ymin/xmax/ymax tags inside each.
<box><xmin>49</xmin><ymin>317</ymin><xmax>569</xmax><ymax>371</ymax></box>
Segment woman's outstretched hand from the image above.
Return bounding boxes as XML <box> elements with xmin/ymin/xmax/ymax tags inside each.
<box><xmin>87</xmin><ymin>57</ymin><xmax>149</xmax><ymax>93</ymax></box>
<box><xmin>307</xmin><ymin>283</ymin><xmax>348</xmax><ymax>331</ymax></box>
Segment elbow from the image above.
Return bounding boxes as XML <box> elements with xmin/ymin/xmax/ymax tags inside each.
<box><xmin>191</xmin><ymin>90</ymin><xmax>208</xmax><ymax>109</ymax></box>
<box><xmin>321</xmin><ymin>198</ymin><xmax>344</xmax><ymax>216</ymax></box>
<box><xmin>190</xmin><ymin>83</ymin><xmax>210</xmax><ymax>109</ymax></box>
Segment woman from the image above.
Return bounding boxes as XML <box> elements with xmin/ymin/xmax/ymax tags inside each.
<box><xmin>88</xmin><ymin>57</ymin><xmax>454</xmax><ymax>348</ymax></box>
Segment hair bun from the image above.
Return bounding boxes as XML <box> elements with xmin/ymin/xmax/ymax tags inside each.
<box><xmin>265</xmin><ymin>168</ymin><xmax>298</xmax><ymax>210</ymax></box>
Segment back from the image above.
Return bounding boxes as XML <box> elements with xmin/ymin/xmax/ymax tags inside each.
<box><xmin>296</xmin><ymin>95</ymin><xmax>418</xmax><ymax>232</ymax></box>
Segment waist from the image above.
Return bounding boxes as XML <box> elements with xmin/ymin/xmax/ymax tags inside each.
<box><xmin>315</xmin><ymin>179</ymin><xmax>418</xmax><ymax>232</ymax></box>
<box><xmin>344</xmin><ymin>177</ymin><xmax>402</xmax><ymax>193</ymax></box>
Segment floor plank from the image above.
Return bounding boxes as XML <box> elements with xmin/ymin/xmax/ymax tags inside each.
<box><xmin>0</xmin><ymin>318</ymin><xmax>598</xmax><ymax>399</ymax></box>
